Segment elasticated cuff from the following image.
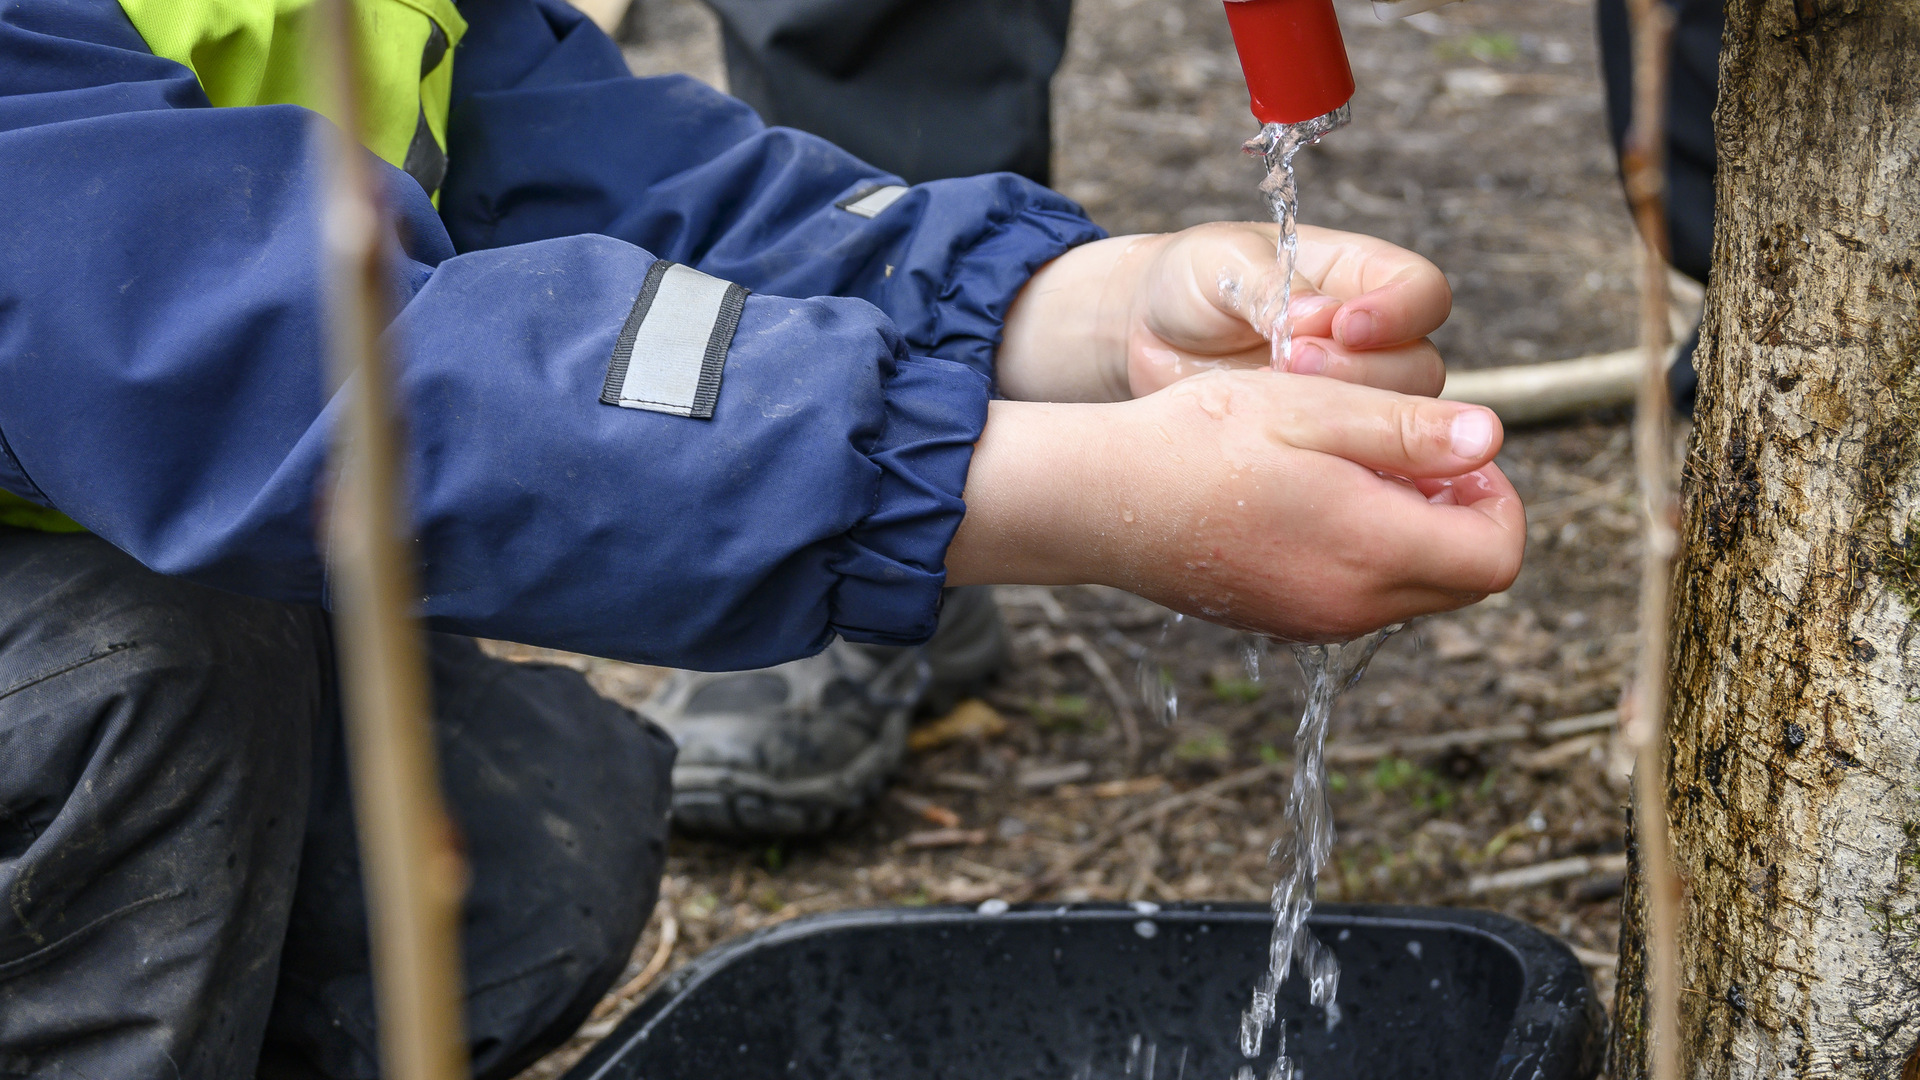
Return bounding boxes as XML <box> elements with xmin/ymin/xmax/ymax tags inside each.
<box><xmin>828</xmin><ymin>352</ymin><xmax>991</xmax><ymax>646</ymax></box>
<box><xmin>909</xmin><ymin>197</ymin><xmax>1108</xmax><ymax>384</ymax></box>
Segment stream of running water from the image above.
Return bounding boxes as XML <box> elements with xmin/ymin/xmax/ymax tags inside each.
<box><xmin>1132</xmin><ymin>104</ymin><xmax>1401</xmax><ymax>1080</ymax></box>
<box><xmin>1231</xmin><ymin>106</ymin><xmax>1391</xmax><ymax>1080</ymax></box>
<box><xmin>1243</xmin><ymin>105</ymin><xmax>1349</xmax><ymax>369</ymax></box>
<box><xmin>1234</xmin><ymin>629</ymin><xmax>1398</xmax><ymax>1080</ymax></box>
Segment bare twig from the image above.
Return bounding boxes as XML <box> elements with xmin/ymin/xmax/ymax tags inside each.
<box><xmin>1016</xmin><ymin>761</ymin><xmax>1095</xmax><ymax>791</ymax></box>
<box><xmin>1467</xmin><ymin>853</ymin><xmax>1629</xmax><ymax>895</ymax></box>
<box><xmin>1620</xmin><ymin>1</ymin><xmax>1682</xmax><ymax>1078</ymax></box>
<box><xmin>1057</xmin><ymin>633</ymin><xmax>1143</xmax><ymax>770</ymax></box>
<box><xmin>996</xmin><ymin>585</ymin><xmax>1070</xmax><ymax>625</ymax></box>
<box><xmin>1006</xmin><ymin>759</ymin><xmax>1292</xmax><ymax>902</ymax></box>
<box><xmin>588</xmin><ymin>914</ymin><xmax>680</xmax><ymax>1022</ymax></box>
<box><xmin>1572</xmin><ymin>945</ymin><xmax>1622</xmax><ymax>970</ymax></box>
<box><xmin>890</xmin><ymin>789</ymin><xmax>962</xmax><ymax>828</ymax></box>
<box><xmin>902</xmin><ymin>828</ymin><xmax>989</xmax><ymax>849</ymax></box>
<box><xmin>1323</xmin><ymin>709</ymin><xmax>1618</xmax><ymax>765</ymax></box>
<box><xmin>1514</xmin><ymin>732</ymin><xmax>1610</xmax><ymax>773</ymax></box>
<box><xmin>311</xmin><ymin>5</ymin><xmax>466</xmax><ymax>1079</ymax></box>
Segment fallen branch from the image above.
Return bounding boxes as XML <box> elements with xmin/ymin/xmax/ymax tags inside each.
<box><xmin>1467</xmin><ymin>853</ymin><xmax>1629</xmax><ymax>895</ymax></box>
<box><xmin>1441</xmin><ymin>349</ymin><xmax>1641</xmax><ymax>426</ymax></box>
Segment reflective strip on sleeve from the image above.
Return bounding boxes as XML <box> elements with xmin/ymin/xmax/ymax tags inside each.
<box><xmin>601</xmin><ymin>262</ymin><xmax>748</xmax><ymax>420</ymax></box>
<box><xmin>836</xmin><ymin>184</ymin><xmax>910</xmax><ymax>219</ymax></box>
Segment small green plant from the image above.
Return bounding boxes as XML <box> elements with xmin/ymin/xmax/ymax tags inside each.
<box><xmin>1029</xmin><ymin>693</ymin><xmax>1103</xmax><ymax>733</ymax></box>
<box><xmin>1368</xmin><ymin>756</ymin><xmax>1454</xmax><ymax>812</ymax></box>
<box><xmin>1436</xmin><ymin>31</ymin><xmax>1520</xmax><ymax>63</ymax></box>
<box><xmin>1209</xmin><ymin>673</ymin><xmax>1265</xmax><ymax>704</ymax></box>
<box><xmin>1371</xmin><ymin>756</ymin><xmax>1418</xmax><ymax>792</ymax></box>
<box><xmin>1175</xmin><ymin>731</ymin><xmax>1230</xmax><ymax>762</ymax></box>
<box><xmin>898</xmin><ymin>887</ymin><xmax>931</xmax><ymax>908</ymax></box>
<box><xmin>1257</xmin><ymin>743</ymin><xmax>1283</xmax><ymax>765</ymax></box>
<box><xmin>1328</xmin><ymin>770</ymin><xmax>1349</xmax><ymax>793</ymax></box>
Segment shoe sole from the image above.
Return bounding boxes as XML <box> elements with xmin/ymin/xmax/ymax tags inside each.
<box><xmin>669</xmin><ymin>706</ymin><xmax>908</xmax><ymax>838</ymax></box>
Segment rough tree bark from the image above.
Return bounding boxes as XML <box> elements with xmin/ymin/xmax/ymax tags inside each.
<box><xmin>1612</xmin><ymin>1</ymin><xmax>1920</xmax><ymax>1077</ymax></box>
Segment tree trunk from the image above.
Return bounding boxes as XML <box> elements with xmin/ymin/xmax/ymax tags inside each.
<box><xmin>1611</xmin><ymin>1</ymin><xmax>1920</xmax><ymax>1077</ymax></box>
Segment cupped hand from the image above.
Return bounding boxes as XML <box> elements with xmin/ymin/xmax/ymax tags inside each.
<box><xmin>948</xmin><ymin>369</ymin><xmax>1523</xmax><ymax>641</ymax></box>
<box><xmin>1122</xmin><ymin>222</ymin><xmax>1452</xmax><ymax>398</ymax></box>
<box><xmin>996</xmin><ymin>223</ymin><xmax>1453</xmax><ymax>405</ymax></box>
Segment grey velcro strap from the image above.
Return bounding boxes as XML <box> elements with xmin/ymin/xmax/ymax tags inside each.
<box><xmin>601</xmin><ymin>262</ymin><xmax>747</xmax><ymax>420</ymax></box>
<box><xmin>836</xmin><ymin>184</ymin><xmax>910</xmax><ymax>219</ymax></box>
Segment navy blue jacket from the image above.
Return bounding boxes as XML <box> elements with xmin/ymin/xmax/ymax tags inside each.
<box><xmin>0</xmin><ymin>0</ymin><xmax>1104</xmax><ymax>668</ymax></box>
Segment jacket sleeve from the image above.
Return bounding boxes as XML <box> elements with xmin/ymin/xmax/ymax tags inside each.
<box><xmin>440</xmin><ymin>0</ymin><xmax>1106</xmax><ymax>384</ymax></box>
<box><xmin>0</xmin><ymin>0</ymin><xmax>1097</xmax><ymax>670</ymax></box>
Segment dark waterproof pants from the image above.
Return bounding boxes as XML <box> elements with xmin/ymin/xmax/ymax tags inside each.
<box><xmin>701</xmin><ymin>0</ymin><xmax>1074</xmax><ymax>185</ymax></box>
<box><xmin>0</xmin><ymin>528</ymin><xmax>676</xmax><ymax>1080</ymax></box>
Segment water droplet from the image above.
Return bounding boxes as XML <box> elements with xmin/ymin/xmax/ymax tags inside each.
<box><xmin>1406</xmin><ymin>939</ymin><xmax>1424</xmax><ymax>960</ymax></box>
<box><xmin>1134</xmin><ymin>920</ymin><xmax>1159</xmax><ymax>939</ymax></box>
<box><xmin>976</xmin><ymin>898</ymin><xmax>1009</xmax><ymax>915</ymax></box>
<box><xmin>1122</xmin><ymin>508</ymin><xmax>1136</xmax><ymax>523</ymax></box>
<box><xmin>1130</xmin><ymin>900</ymin><xmax>1161</xmax><ymax>915</ymax></box>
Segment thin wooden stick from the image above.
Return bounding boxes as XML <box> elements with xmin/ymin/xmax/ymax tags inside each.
<box><xmin>588</xmin><ymin>914</ymin><xmax>681</xmax><ymax>1022</ymax></box>
<box><xmin>1057</xmin><ymin>633</ymin><xmax>1143</xmax><ymax>771</ymax></box>
<box><xmin>1620</xmin><ymin>2</ymin><xmax>1682</xmax><ymax>1079</ymax></box>
<box><xmin>311</xmin><ymin>5</ymin><xmax>469</xmax><ymax>1080</ymax></box>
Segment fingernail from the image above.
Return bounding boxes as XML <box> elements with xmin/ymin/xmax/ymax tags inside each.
<box><xmin>1288</xmin><ymin>342</ymin><xmax>1328</xmax><ymax>376</ymax></box>
<box><xmin>1450</xmin><ymin>409</ymin><xmax>1494</xmax><ymax>459</ymax></box>
<box><xmin>1337</xmin><ymin>309</ymin><xmax>1377</xmax><ymax>347</ymax></box>
<box><xmin>1288</xmin><ymin>294</ymin><xmax>1339</xmax><ymax>321</ymax></box>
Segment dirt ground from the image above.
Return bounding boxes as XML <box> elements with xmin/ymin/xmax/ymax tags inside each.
<box><xmin>513</xmin><ymin>0</ymin><xmax>1666</xmax><ymax>1073</ymax></box>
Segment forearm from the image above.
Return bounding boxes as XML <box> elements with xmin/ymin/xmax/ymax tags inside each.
<box><xmin>945</xmin><ymin>400</ymin><xmax>1115</xmax><ymax>587</ymax></box>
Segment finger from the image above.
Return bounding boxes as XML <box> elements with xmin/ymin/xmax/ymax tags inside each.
<box><xmin>1264</xmin><ymin>376</ymin><xmax>1503</xmax><ymax>477</ymax></box>
<box><xmin>1371</xmin><ymin>463</ymin><xmax>1526</xmax><ymax>597</ymax></box>
<box><xmin>1283</xmin><ymin>336</ymin><xmax>1445</xmax><ymax>396</ymax></box>
<box><xmin>1289</xmin><ymin>226</ymin><xmax>1452</xmax><ymax>349</ymax></box>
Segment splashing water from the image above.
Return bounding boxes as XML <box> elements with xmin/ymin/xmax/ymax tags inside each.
<box><xmin>1237</xmin><ymin>626</ymin><xmax>1400</xmax><ymax>1077</ymax></box>
<box><xmin>1241</xmin><ymin>105</ymin><xmax>1350</xmax><ymax>368</ymax></box>
<box><xmin>1138</xmin><ymin>613</ymin><xmax>1184</xmax><ymax>726</ymax></box>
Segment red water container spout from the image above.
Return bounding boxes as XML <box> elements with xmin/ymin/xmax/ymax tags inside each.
<box><xmin>1223</xmin><ymin>0</ymin><xmax>1355</xmax><ymax>125</ymax></box>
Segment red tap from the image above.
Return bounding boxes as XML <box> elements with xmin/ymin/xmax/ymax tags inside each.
<box><xmin>1223</xmin><ymin>0</ymin><xmax>1356</xmax><ymax>125</ymax></box>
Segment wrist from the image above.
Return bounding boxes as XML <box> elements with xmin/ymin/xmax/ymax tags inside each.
<box><xmin>946</xmin><ymin>399</ymin><xmax>1126</xmax><ymax>587</ymax></box>
<box><xmin>997</xmin><ymin>234</ymin><xmax>1165</xmax><ymax>403</ymax></box>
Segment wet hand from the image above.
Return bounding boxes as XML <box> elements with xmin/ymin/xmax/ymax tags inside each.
<box><xmin>947</xmin><ymin>370</ymin><xmax>1522</xmax><ymax>640</ymax></box>
<box><xmin>997</xmin><ymin>223</ymin><xmax>1452</xmax><ymax>404</ymax></box>
<box><xmin>1124</xmin><ymin>222</ymin><xmax>1451</xmax><ymax>397</ymax></box>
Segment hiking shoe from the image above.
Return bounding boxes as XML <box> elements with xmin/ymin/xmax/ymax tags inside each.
<box><xmin>646</xmin><ymin>586</ymin><xmax>1008</xmax><ymax>838</ymax></box>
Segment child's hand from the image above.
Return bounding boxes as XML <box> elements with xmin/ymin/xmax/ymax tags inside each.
<box><xmin>998</xmin><ymin>223</ymin><xmax>1451</xmax><ymax>404</ymax></box>
<box><xmin>947</xmin><ymin>370</ymin><xmax>1522</xmax><ymax>640</ymax></box>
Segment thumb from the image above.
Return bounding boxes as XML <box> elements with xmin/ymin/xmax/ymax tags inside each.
<box><xmin>1273</xmin><ymin>377</ymin><xmax>1502</xmax><ymax>477</ymax></box>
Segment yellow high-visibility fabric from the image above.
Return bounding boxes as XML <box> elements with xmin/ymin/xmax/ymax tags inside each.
<box><xmin>0</xmin><ymin>491</ymin><xmax>84</xmax><ymax>533</ymax></box>
<box><xmin>7</xmin><ymin>0</ymin><xmax>468</xmax><ymax>535</ymax></box>
<box><xmin>115</xmin><ymin>0</ymin><xmax>467</xmax><ymax>176</ymax></box>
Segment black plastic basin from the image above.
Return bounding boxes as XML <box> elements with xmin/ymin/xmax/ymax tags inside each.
<box><xmin>564</xmin><ymin>903</ymin><xmax>1605</xmax><ymax>1080</ymax></box>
